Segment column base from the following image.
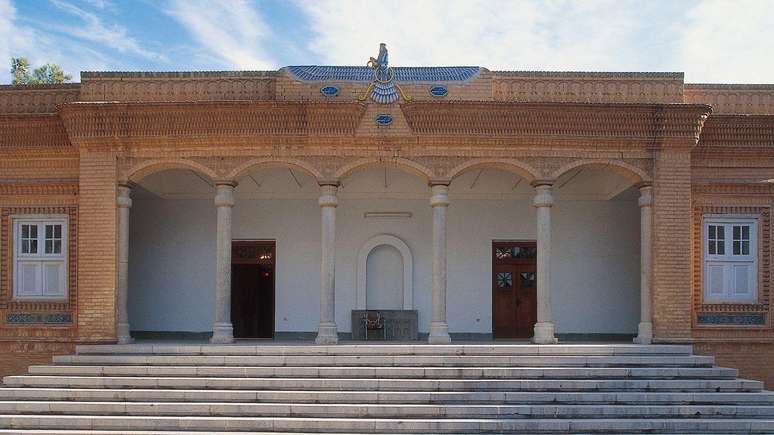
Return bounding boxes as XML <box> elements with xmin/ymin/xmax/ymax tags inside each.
<box><xmin>210</xmin><ymin>322</ymin><xmax>234</xmax><ymax>344</ymax></box>
<box><xmin>428</xmin><ymin>322</ymin><xmax>451</xmax><ymax>344</ymax></box>
<box><xmin>315</xmin><ymin>323</ymin><xmax>339</xmax><ymax>345</ymax></box>
<box><xmin>532</xmin><ymin>322</ymin><xmax>558</xmax><ymax>344</ymax></box>
<box><xmin>116</xmin><ymin>322</ymin><xmax>133</xmax><ymax>344</ymax></box>
<box><xmin>633</xmin><ymin>321</ymin><xmax>653</xmax><ymax>344</ymax></box>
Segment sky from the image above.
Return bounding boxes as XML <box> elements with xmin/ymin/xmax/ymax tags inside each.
<box><xmin>1</xmin><ymin>0</ymin><xmax>772</xmax><ymax>84</ymax></box>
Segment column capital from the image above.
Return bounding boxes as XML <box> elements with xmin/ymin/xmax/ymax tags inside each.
<box><xmin>117</xmin><ymin>184</ymin><xmax>132</xmax><ymax>209</ymax></box>
<box><xmin>533</xmin><ymin>184</ymin><xmax>554</xmax><ymax>208</ymax></box>
<box><xmin>430</xmin><ymin>184</ymin><xmax>450</xmax><ymax>207</ymax></box>
<box><xmin>319</xmin><ymin>184</ymin><xmax>338</xmax><ymax>208</ymax></box>
<box><xmin>638</xmin><ymin>184</ymin><xmax>653</xmax><ymax>208</ymax></box>
<box><xmin>214</xmin><ymin>183</ymin><xmax>235</xmax><ymax>208</ymax></box>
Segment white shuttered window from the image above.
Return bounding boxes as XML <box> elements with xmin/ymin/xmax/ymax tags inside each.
<box><xmin>13</xmin><ymin>217</ymin><xmax>68</xmax><ymax>300</ymax></box>
<box><xmin>703</xmin><ymin>216</ymin><xmax>757</xmax><ymax>304</ymax></box>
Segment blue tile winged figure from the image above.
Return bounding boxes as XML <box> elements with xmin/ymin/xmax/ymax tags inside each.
<box><xmin>359</xmin><ymin>43</ymin><xmax>412</xmax><ymax>104</ymax></box>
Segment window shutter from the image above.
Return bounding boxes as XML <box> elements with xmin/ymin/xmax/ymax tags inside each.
<box><xmin>19</xmin><ymin>263</ymin><xmax>40</xmax><ymax>297</ymax></box>
<box><xmin>43</xmin><ymin>262</ymin><xmax>64</xmax><ymax>296</ymax></box>
<box><xmin>707</xmin><ymin>264</ymin><xmax>725</xmax><ymax>296</ymax></box>
<box><xmin>733</xmin><ymin>264</ymin><xmax>751</xmax><ymax>296</ymax></box>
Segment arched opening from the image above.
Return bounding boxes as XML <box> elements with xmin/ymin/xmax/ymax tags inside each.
<box><xmin>357</xmin><ymin>234</ymin><xmax>413</xmax><ymax>310</ymax></box>
<box><xmin>128</xmin><ymin>168</ymin><xmax>216</xmax><ymax>339</ymax></box>
<box><xmin>448</xmin><ymin>166</ymin><xmax>536</xmax><ymax>339</ymax></box>
<box><xmin>550</xmin><ymin>162</ymin><xmax>644</xmax><ymax>339</ymax></box>
<box><xmin>232</xmin><ymin>165</ymin><xmax>321</xmax><ymax>338</ymax></box>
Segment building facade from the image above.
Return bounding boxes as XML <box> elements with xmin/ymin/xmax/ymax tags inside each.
<box><xmin>2</xmin><ymin>48</ymin><xmax>774</xmax><ymax>385</ymax></box>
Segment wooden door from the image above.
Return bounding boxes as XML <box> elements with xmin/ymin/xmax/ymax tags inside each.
<box><xmin>231</xmin><ymin>241</ymin><xmax>275</xmax><ymax>339</ymax></box>
<box><xmin>492</xmin><ymin>241</ymin><xmax>537</xmax><ymax>339</ymax></box>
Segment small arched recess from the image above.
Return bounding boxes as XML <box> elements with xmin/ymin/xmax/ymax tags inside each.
<box><xmin>356</xmin><ymin>234</ymin><xmax>413</xmax><ymax>310</ymax></box>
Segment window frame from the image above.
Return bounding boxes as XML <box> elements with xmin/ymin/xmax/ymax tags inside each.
<box><xmin>702</xmin><ymin>215</ymin><xmax>758</xmax><ymax>304</ymax></box>
<box><xmin>12</xmin><ymin>215</ymin><xmax>69</xmax><ymax>301</ymax></box>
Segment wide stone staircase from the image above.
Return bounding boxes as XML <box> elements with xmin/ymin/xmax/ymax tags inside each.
<box><xmin>0</xmin><ymin>343</ymin><xmax>772</xmax><ymax>433</ymax></box>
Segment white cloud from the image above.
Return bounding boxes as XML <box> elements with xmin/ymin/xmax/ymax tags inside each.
<box><xmin>49</xmin><ymin>0</ymin><xmax>164</xmax><ymax>61</ymax></box>
<box><xmin>296</xmin><ymin>0</ymin><xmax>651</xmax><ymax>71</ymax></box>
<box><xmin>0</xmin><ymin>0</ymin><xmax>34</xmax><ymax>83</ymax></box>
<box><xmin>296</xmin><ymin>0</ymin><xmax>774</xmax><ymax>83</ymax></box>
<box><xmin>165</xmin><ymin>0</ymin><xmax>275</xmax><ymax>69</ymax></box>
<box><xmin>677</xmin><ymin>0</ymin><xmax>774</xmax><ymax>83</ymax></box>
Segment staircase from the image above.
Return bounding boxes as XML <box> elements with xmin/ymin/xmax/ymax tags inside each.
<box><xmin>0</xmin><ymin>343</ymin><xmax>772</xmax><ymax>434</ymax></box>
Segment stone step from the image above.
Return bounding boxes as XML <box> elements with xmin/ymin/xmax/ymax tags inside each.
<box><xmin>74</xmin><ymin>344</ymin><xmax>695</xmax><ymax>357</ymax></box>
<box><xmin>2</xmin><ymin>401</ymin><xmax>774</xmax><ymax>419</ymax></box>
<box><xmin>26</xmin><ymin>365</ymin><xmax>738</xmax><ymax>380</ymax></box>
<box><xmin>3</xmin><ymin>388</ymin><xmax>774</xmax><ymax>405</ymax></box>
<box><xmin>2</xmin><ymin>375</ymin><xmax>763</xmax><ymax>392</ymax></box>
<box><xmin>0</xmin><ymin>415</ymin><xmax>772</xmax><ymax>433</ymax></box>
<box><xmin>52</xmin><ymin>354</ymin><xmax>715</xmax><ymax>368</ymax></box>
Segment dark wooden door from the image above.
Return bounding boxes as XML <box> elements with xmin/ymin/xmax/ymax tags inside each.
<box><xmin>492</xmin><ymin>241</ymin><xmax>537</xmax><ymax>339</ymax></box>
<box><xmin>231</xmin><ymin>241</ymin><xmax>275</xmax><ymax>339</ymax></box>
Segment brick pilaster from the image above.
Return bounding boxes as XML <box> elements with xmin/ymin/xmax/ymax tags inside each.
<box><xmin>76</xmin><ymin>150</ymin><xmax>117</xmax><ymax>342</ymax></box>
<box><xmin>652</xmin><ymin>146</ymin><xmax>693</xmax><ymax>341</ymax></box>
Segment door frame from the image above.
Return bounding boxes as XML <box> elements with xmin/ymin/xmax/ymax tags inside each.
<box><xmin>491</xmin><ymin>240</ymin><xmax>537</xmax><ymax>339</ymax></box>
<box><xmin>231</xmin><ymin>239</ymin><xmax>276</xmax><ymax>339</ymax></box>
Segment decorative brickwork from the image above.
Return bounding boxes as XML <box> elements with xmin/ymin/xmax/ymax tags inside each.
<box><xmin>79</xmin><ymin>71</ymin><xmax>276</xmax><ymax>102</ymax></box>
<box><xmin>492</xmin><ymin>71</ymin><xmax>684</xmax><ymax>104</ymax></box>
<box><xmin>0</xmin><ymin>115</ymin><xmax>72</xmax><ymax>149</ymax></box>
<box><xmin>685</xmin><ymin>84</ymin><xmax>774</xmax><ymax>115</ymax></box>
<box><xmin>0</xmin><ymin>84</ymin><xmax>80</xmax><ymax>114</ymax></box>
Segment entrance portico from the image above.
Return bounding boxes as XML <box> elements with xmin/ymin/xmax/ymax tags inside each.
<box><xmin>117</xmin><ymin>162</ymin><xmax>653</xmax><ymax>344</ymax></box>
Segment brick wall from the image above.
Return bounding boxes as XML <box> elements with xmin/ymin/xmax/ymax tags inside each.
<box><xmin>0</xmin><ymin>341</ymin><xmax>74</xmax><ymax>382</ymax></box>
<box><xmin>76</xmin><ymin>150</ymin><xmax>118</xmax><ymax>342</ymax></box>
<box><xmin>695</xmin><ymin>342</ymin><xmax>774</xmax><ymax>389</ymax></box>
<box><xmin>652</xmin><ymin>147</ymin><xmax>694</xmax><ymax>340</ymax></box>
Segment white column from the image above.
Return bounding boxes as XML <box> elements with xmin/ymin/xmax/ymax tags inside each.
<box><xmin>532</xmin><ymin>183</ymin><xmax>557</xmax><ymax>344</ymax></box>
<box><xmin>211</xmin><ymin>183</ymin><xmax>235</xmax><ymax>344</ymax></box>
<box><xmin>634</xmin><ymin>184</ymin><xmax>654</xmax><ymax>344</ymax></box>
<box><xmin>116</xmin><ymin>184</ymin><xmax>133</xmax><ymax>344</ymax></box>
<box><xmin>316</xmin><ymin>183</ymin><xmax>339</xmax><ymax>345</ymax></box>
<box><xmin>428</xmin><ymin>183</ymin><xmax>451</xmax><ymax>344</ymax></box>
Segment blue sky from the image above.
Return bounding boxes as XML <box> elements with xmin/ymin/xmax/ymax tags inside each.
<box><xmin>1</xmin><ymin>0</ymin><xmax>772</xmax><ymax>84</ymax></box>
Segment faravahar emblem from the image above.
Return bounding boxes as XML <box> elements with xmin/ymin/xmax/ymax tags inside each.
<box><xmin>358</xmin><ymin>43</ymin><xmax>412</xmax><ymax>104</ymax></box>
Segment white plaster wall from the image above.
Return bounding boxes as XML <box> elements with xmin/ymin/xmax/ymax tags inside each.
<box><xmin>128</xmin><ymin>168</ymin><xmax>641</xmax><ymax>336</ymax></box>
<box><xmin>366</xmin><ymin>245</ymin><xmax>404</xmax><ymax>309</ymax></box>
<box><xmin>128</xmin><ymin>199</ymin><xmax>216</xmax><ymax>332</ymax></box>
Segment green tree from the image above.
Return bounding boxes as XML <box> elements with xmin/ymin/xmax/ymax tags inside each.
<box><xmin>11</xmin><ymin>57</ymin><xmax>72</xmax><ymax>85</ymax></box>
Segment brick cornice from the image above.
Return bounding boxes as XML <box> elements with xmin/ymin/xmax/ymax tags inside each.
<box><xmin>58</xmin><ymin>101</ymin><xmax>368</xmax><ymax>146</ymax></box>
<box><xmin>697</xmin><ymin>115</ymin><xmax>774</xmax><ymax>148</ymax></box>
<box><xmin>0</xmin><ymin>114</ymin><xmax>72</xmax><ymax>149</ymax></box>
<box><xmin>401</xmin><ymin>101</ymin><xmax>710</xmax><ymax>146</ymax></box>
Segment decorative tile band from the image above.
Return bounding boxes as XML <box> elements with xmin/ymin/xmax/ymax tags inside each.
<box><xmin>286</xmin><ymin>66</ymin><xmax>481</xmax><ymax>82</ymax></box>
<box><xmin>697</xmin><ymin>313</ymin><xmax>765</xmax><ymax>325</ymax></box>
<box><xmin>6</xmin><ymin>312</ymin><xmax>72</xmax><ymax>325</ymax></box>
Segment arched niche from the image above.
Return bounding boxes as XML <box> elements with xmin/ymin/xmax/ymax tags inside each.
<box><xmin>356</xmin><ymin>234</ymin><xmax>413</xmax><ymax>310</ymax></box>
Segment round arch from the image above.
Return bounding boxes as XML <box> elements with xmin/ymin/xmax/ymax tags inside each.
<box><xmin>447</xmin><ymin>159</ymin><xmax>540</xmax><ymax>183</ymax></box>
<box><xmin>126</xmin><ymin>159</ymin><xmax>218</xmax><ymax>184</ymax></box>
<box><xmin>335</xmin><ymin>158</ymin><xmax>434</xmax><ymax>181</ymax></box>
<box><xmin>550</xmin><ymin>159</ymin><xmax>651</xmax><ymax>184</ymax></box>
<box><xmin>356</xmin><ymin>234</ymin><xmax>413</xmax><ymax>310</ymax></box>
<box><xmin>227</xmin><ymin>157</ymin><xmax>324</xmax><ymax>182</ymax></box>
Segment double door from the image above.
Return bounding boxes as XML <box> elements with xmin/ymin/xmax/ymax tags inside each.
<box><xmin>492</xmin><ymin>241</ymin><xmax>537</xmax><ymax>339</ymax></box>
